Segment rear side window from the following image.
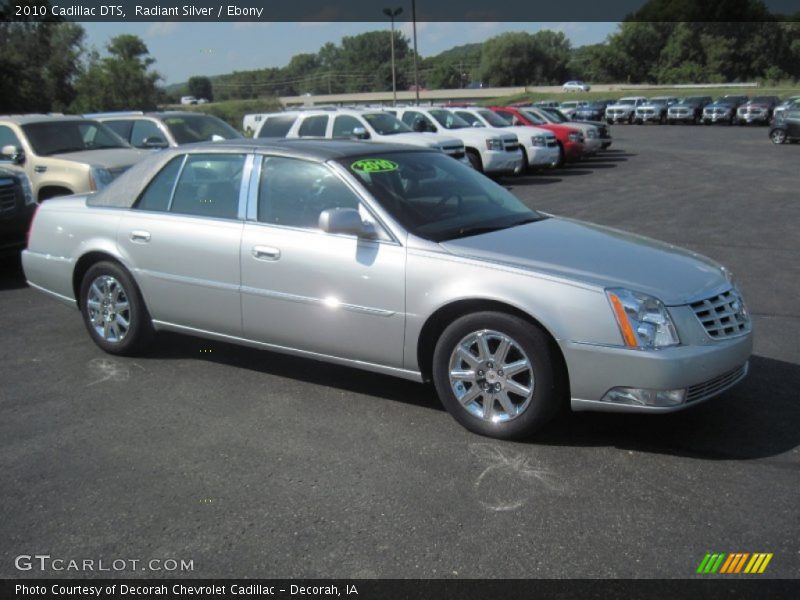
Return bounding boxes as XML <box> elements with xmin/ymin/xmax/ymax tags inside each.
<box><xmin>332</xmin><ymin>115</ymin><xmax>364</xmax><ymax>139</ymax></box>
<box><xmin>170</xmin><ymin>154</ymin><xmax>246</xmax><ymax>220</ymax></box>
<box><xmin>135</xmin><ymin>156</ymin><xmax>184</xmax><ymax>212</ymax></box>
<box><xmin>297</xmin><ymin>115</ymin><xmax>329</xmax><ymax>138</ymax></box>
<box><xmin>103</xmin><ymin>120</ymin><xmax>133</xmax><ymax>143</ymax></box>
<box><xmin>131</xmin><ymin>120</ymin><xmax>166</xmax><ymax>148</ymax></box>
<box><xmin>257</xmin><ymin>115</ymin><xmax>297</xmax><ymax>138</ymax></box>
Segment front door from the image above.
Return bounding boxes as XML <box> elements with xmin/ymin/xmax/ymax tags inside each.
<box><xmin>240</xmin><ymin>155</ymin><xmax>406</xmax><ymax>368</ymax></box>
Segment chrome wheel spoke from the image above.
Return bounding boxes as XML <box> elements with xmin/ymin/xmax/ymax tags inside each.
<box><xmin>503</xmin><ymin>359</ymin><xmax>529</xmax><ymax>377</ymax></box>
<box><xmin>115</xmin><ymin>313</ymin><xmax>130</xmax><ymax>330</ymax></box>
<box><xmin>103</xmin><ymin>321</ymin><xmax>111</xmax><ymax>340</ymax></box>
<box><xmin>476</xmin><ymin>332</ymin><xmax>491</xmax><ymax>361</ymax></box>
<box><xmin>494</xmin><ymin>337</ymin><xmax>510</xmax><ymax>364</ymax></box>
<box><xmin>456</xmin><ymin>346</ymin><xmax>479</xmax><ymax>369</ymax></box>
<box><xmin>114</xmin><ymin>301</ymin><xmax>129</xmax><ymax>312</ymax></box>
<box><xmin>506</xmin><ymin>379</ymin><xmax>532</xmax><ymax>398</ymax></box>
<box><xmin>87</xmin><ymin>298</ymin><xmax>101</xmax><ymax>310</ymax></box>
<box><xmin>87</xmin><ymin>275</ymin><xmax>130</xmax><ymax>344</ymax></box>
<box><xmin>458</xmin><ymin>384</ymin><xmax>482</xmax><ymax>407</ymax></box>
<box><xmin>497</xmin><ymin>391</ymin><xmax>516</xmax><ymax>416</ymax></box>
<box><xmin>483</xmin><ymin>396</ymin><xmax>494</xmax><ymax>420</ymax></box>
<box><xmin>450</xmin><ymin>369</ymin><xmax>476</xmax><ymax>382</ymax></box>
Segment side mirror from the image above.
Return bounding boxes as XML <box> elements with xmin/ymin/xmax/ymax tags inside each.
<box><xmin>351</xmin><ymin>126</ymin><xmax>370</xmax><ymax>140</ymax></box>
<box><xmin>319</xmin><ymin>208</ymin><xmax>376</xmax><ymax>239</ymax></box>
<box><xmin>1</xmin><ymin>144</ymin><xmax>24</xmax><ymax>165</ymax></box>
<box><xmin>142</xmin><ymin>136</ymin><xmax>168</xmax><ymax>149</ymax></box>
<box><xmin>471</xmin><ymin>121</ymin><xmax>483</xmax><ymax>128</ymax></box>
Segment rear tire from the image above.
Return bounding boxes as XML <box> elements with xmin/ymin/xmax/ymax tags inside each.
<box><xmin>79</xmin><ymin>261</ymin><xmax>154</xmax><ymax>356</ymax></box>
<box><xmin>432</xmin><ymin>311</ymin><xmax>564</xmax><ymax>440</ymax></box>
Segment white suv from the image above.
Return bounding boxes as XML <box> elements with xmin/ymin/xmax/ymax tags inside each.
<box><xmin>388</xmin><ymin>107</ymin><xmax>523</xmax><ymax>174</ymax></box>
<box><xmin>249</xmin><ymin>109</ymin><xmax>469</xmax><ymax>164</ymax></box>
<box><xmin>451</xmin><ymin>107</ymin><xmax>560</xmax><ymax>170</ymax></box>
<box><xmin>605</xmin><ymin>97</ymin><xmax>648</xmax><ymax>124</ymax></box>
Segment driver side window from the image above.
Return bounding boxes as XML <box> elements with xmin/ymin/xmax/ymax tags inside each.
<box><xmin>257</xmin><ymin>156</ymin><xmax>361</xmax><ymax>230</ymax></box>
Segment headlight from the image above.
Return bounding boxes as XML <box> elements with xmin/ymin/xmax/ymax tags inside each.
<box><xmin>89</xmin><ymin>167</ymin><xmax>114</xmax><ymax>191</ymax></box>
<box><xmin>568</xmin><ymin>131</ymin><xmax>583</xmax><ymax>143</ymax></box>
<box><xmin>606</xmin><ymin>288</ymin><xmax>680</xmax><ymax>349</ymax></box>
<box><xmin>486</xmin><ymin>138</ymin><xmax>504</xmax><ymax>151</ymax></box>
<box><xmin>19</xmin><ymin>173</ymin><xmax>35</xmax><ymax>205</ymax></box>
<box><xmin>586</xmin><ymin>128</ymin><xmax>598</xmax><ymax>138</ymax></box>
<box><xmin>531</xmin><ymin>135</ymin><xmax>546</xmax><ymax>147</ymax></box>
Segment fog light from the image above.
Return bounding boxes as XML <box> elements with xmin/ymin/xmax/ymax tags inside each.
<box><xmin>601</xmin><ymin>387</ymin><xmax>686</xmax><ymax>407</ymax></box>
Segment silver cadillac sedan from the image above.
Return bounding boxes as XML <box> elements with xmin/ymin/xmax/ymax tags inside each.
<box><xmin>22</xmin><ymin>139</ymin><xmax>752</xmax><ymax>439</ymax></box>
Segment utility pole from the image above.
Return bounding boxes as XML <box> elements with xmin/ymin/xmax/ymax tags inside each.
<box><xmin>383</xmin><ymin>7</ymin><xmax>403</xmax><ymax>106</ymax></box>
<box><xmin>412</xmin><ymin>0</ymin><xmax>420</xmax><ymax>105</ymax></box>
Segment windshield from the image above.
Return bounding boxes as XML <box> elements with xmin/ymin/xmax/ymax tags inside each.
<box><xmin>163</xmin><ymin>115</ymin><xmax>241</xmax><ymax>144</ymax></box>
<box><xmin>616</xmin><ymin>99</ymin><xmax>636</xmax><ymax>106</ymax></box>
<box><xmin>518</xmin><ymin>109</ymin><xmax>548</xmax><ymax>125</ymax></box>
<box><xmin>477</xmin><ymin>110</ymin><xmax>511</xmax><ymax>127</ymax></box>
<box><xmin>751</xmin><ymin>96</ymin><xmax>775</xmax><ymax>104</ymax></box>
<box><xmin>362</xmin><ymin>113</ymin><xmax>411</xmax><ymax>135</ymax></box>
<box><xmin>543</xmin><ymin>109</ymin><xmax>568</xmax><ymax>123</ymax></box>
<box><xmin>682</xmin><ymin>97</ymin><xmax>707</xmax><ymax>103</ymax></box>
<box><xmin>428</xmin><ymin>109</ymin><xmax>471</xmax><ymax>130</ymax></box>
<box><xmin>339</xmin><ymin>151</ymin><xmax>542</xmax><ymax>242</ymax></box>
<box><xmin>22</xmin><ymin>120</ymin><xmax>129</xmax><ymax>156</ymax></box>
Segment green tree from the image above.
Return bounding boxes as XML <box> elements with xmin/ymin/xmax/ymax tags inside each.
<box><xmin>479</xmin><ymin>31</ymin><xmax>572</xmax><ymax>86</ymax></box>
<box><xmin>72</xmin><ymin>34</ymin><xmax>162</xmax><ymax>112</ymax></box>
<box><xmin>187</xmin><ymin>76</ymin><xmax>213</xmax><ymax>102</ymax></box>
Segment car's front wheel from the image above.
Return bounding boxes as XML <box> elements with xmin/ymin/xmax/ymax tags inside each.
<box><xmin>432</xmin><ymin>312</ymin><xmax>564</xmax><ymax>439</ymax></box>
<box><xmin>79</xmin><ymin>261</ymin><xmax>154</xmax><ymax>355</ymax></box>
<box><xmin>770</xmin><ymin>129</ymin><xmax>787</xmax><ymax>144</ymax></box>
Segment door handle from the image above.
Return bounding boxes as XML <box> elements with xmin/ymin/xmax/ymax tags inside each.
<box><xmin>34</xmin><ymin>165</ymin><xmax>47</xmax><ymax>173</ymax></box>
<box><xmin>252</xmin><ymin>245</ymin><xmax>281</xmax><ymax>261</ymax></box>
<box><xmin>130</xmin><ymin>230</ymin><xmax>151</xmax><ymax>243</ymax></box>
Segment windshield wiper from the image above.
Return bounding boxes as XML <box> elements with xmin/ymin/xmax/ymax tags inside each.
<box><xmin>443</xmin><ymin>216</ymin><xmax>545</xmax><ymax>240</ymax></box>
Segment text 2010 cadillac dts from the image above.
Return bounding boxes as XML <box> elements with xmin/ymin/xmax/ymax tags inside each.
<box><xmin>23</xmin><ymin>140</ymin><xmax>752</xmax><ymax>439</ymax></box>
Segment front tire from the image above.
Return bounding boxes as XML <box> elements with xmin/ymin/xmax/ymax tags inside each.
<box><xmin>466</xmin><ymin>149</ymin><xmax>483</xmax><ymax>172</ymax></box>
<box><xmin>770</xmin><ymin>129</ymin><xmax>787</xmax><ymax>144</ymax></box>
<box><xmin>432</xmin><ymin>311</ymin><xmax>564</xmax><ymax>440</ymax></box>
<box><xmin>79</xmin><ymin>261</ymin><xmax>154</xmax><ymax>355</ymax></box>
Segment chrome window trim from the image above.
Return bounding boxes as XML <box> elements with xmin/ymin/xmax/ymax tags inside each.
<box><xmin>166</xmin><ymin>154</ymin><xmax>188</xmax><ymax>212</ymax></box>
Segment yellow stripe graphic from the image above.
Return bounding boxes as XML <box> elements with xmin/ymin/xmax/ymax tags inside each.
<box><xmin>734</xmin><ymin>553</ymin><xmax>749</xmax><ymax>573</ymax></box>
<box><xmin>744</xmin><ymin>554</ymin><xmax>761</xmax><ymax>573</ymax></box>
<box><xmin>758</xmin><ymin>553</ymin><xmax>773</xmax><ymax>573</ymax></box>
<box><xmin>719</xmin><ymin>554</ymin><xmax>736</xmax><ymax>574</ymax></box>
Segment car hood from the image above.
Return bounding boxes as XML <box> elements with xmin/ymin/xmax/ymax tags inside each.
<box><xmin>387</xmin><ymin>132</ymin><xmax>463</xmax><ymax>148</ymax></box>
<box><xmin>705</xmin><ymin>102</ymin><xmax>736</xmax><ymax>109</ymax></box>
<box><xmin>438</xmin><ymin>217</ymin><xmax>728</xmax><ymax>306</ymax></box>
<box><xmin>670</xmin><ymin>103</ymin><xmax>699</xmax><ymax>109</ymax></box>
<box><xmin>442</xmin><ymin>128</ymin><xmax>517</xmax><ymax>145</ymax></box>
<box><xmin>571</xmin><ymin>119</ymin><xmax>606</xmax><ymax>129</ymax></box>
<box><xmin>494</xmin><ymin>125</ymin><xmax>554</xmax><ymax>140</ymax></box>
<box><xmin>54</xmin><ymin>148</ymin><xmax>148</xmax><ymax>169</ymax></box>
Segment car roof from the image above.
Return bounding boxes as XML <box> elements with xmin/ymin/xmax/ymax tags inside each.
<box><xmin>168</xmin><ymin>138</ymin><xmax>429</xmax><ymax>160</ymax></box>
<box><xmin>89</xmin><ymin>111</ymin><xmax>219</xmax><ymax>120</ymax></box>
<box><xmin>0</xmin><ymin>114</ymin><xmax>88</xmax><ymax>125</ymax></box>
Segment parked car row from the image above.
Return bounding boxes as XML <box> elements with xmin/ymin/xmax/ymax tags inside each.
<box><xmin>535</xmin><ymin>94</ymin><xmax>800</xmax><ymax>127</ymax></box>
<box><xmin>245</xmin><ymin>105</ymin><xmax>613</xmax><ymax>174</ymax></box>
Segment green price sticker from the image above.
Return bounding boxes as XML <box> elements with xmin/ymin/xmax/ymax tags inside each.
<box><xmin>351</xmin><ymin>159</ymin><xmax>399</xmax><ymax>173</ymax></box>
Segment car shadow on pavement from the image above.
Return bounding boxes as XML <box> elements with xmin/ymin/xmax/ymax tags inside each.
<box><xmin>0</xmin><ymin>255</ymin><xmax>27</xmax><ymax>291</ymax></box>
<box><xmin>535</xmin><ymin>354</ymin><xmax>800</xmax><ymax>460</ymax></box>
<box><xmin>146</xmin><ymin>332</ymin><xmax>444</xmax><ymax>412</ymax></box>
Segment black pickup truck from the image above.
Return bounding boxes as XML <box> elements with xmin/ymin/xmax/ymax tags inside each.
<box><xmin>0</xmin><ymin>168</ymin><xmax>36</xmax><ymax>257</ymax></box>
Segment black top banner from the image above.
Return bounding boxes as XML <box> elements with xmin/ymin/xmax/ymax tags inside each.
<box><xmin>2</xmin><ymin>0</ymin><xmax>800</xmax><ymax>22</ymax></box>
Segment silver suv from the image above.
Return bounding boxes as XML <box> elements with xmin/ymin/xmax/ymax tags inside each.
<box><xmin>88</xmin><ymin>111</ymin><xmax>242</xmax><ymax>149</ymax></box>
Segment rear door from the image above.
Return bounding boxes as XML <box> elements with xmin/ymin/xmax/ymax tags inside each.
<box><xmin>119</xmin><ymin>151</ymin><xmax>251</xmax><ymax>336</ymax></box>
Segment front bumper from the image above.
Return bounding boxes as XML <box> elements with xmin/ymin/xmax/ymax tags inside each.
<box><xmin>668</xmin><ymin>112</ymin><xmax>696</xmax><ymax>122</ymax></box>
<box><xmin>737</xmin><ymin>114</ymin><xmax>769</xmax><ymax>124</ymax></box>
<box><xmin>562</xmin><ymin>331</ymin><xmax>753</xmax><ymax>413</ymax></box>
<box><xmin>606</xmin><ymin>112</ymin><xmax>634</xmax><ymax>123</ymax></box>
<box><xmin>636</xmin><ymin>112</ymin><xmax>663</xmax><ymax>123</ymax></box>
<box><xmin>482</xmin><ymin>148</ymin><xmax>524</xmax><ymax>174</ymax></box>
<box><xmin>703</xmin><ymin>112</ymin><xmax>733</xmax><ymax>123</ymax></box>
<box><xmin>525</xmin><ymin>144</ymin><xmax>560</xmax><ymax>167</ymax></box>
<box><xmin>582</xmin><ymin>137</ymin><xmax>602</xmax><ymax>155</ymax></box>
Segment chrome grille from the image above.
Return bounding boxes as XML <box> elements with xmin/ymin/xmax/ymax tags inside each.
<box><xmin>0</xmin><ymin>181</ymin><xmax>17</xmax><ymax>215</ymax></box>
<box><xmin>546</xmin><ymin>137</ymin><xmax>558</xmax><ymax>147</ymax></box>
<box><xmin>690</xmin><ymin>289</ymin><xmax>750</xmax><ymax>340</ymax></box>
<box><xmin>686</xmin><ymin>363</ymin><xmax>748</xmax><ymax>403</ymax></box>
<box><xmin>504</xmin><ymin>141</ymin><xmax>520</xmax><ymax>152</ymax></box>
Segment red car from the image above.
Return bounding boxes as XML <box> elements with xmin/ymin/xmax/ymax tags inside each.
<box><xmin>487</xmin><ymin>106</ymin><xmax>585</xmax><ymax>165</ymax></box>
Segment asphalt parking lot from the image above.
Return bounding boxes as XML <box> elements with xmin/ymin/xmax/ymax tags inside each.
<box><xmin>1</xmin><ymin>125</ymin><xmax>798</xmax><ymax>579</ymax></box>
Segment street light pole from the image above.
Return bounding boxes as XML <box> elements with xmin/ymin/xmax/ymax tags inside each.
<box><xmin>411</xmin><ymin>0</ymin><xmax>419</xmax><ymax>105</ymax></box>
<box><xmin>383</xmin><ymin>7</ymin><xmax>403</xmax><ymax>106</ymax></box>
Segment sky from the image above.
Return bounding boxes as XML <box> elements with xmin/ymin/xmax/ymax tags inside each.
<box><xmin>79</xmin><ymin>22</ymin><xmax>618</xmax><ymax>85</ymax></box>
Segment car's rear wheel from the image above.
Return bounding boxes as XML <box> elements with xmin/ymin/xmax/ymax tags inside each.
<box><xmin>770</xmin><ymin>129</ymin><xmax>787</xmax><ymax>144</ymax></box>
<box><xmin>432</xmin><ymin>312</ymin><xmax>564</xmax><ymax>440</ymax></box>
<box><xmin>79</xmin><ymin>261</ymin><xmax>154</xmax><ymax>355</ymax></box>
